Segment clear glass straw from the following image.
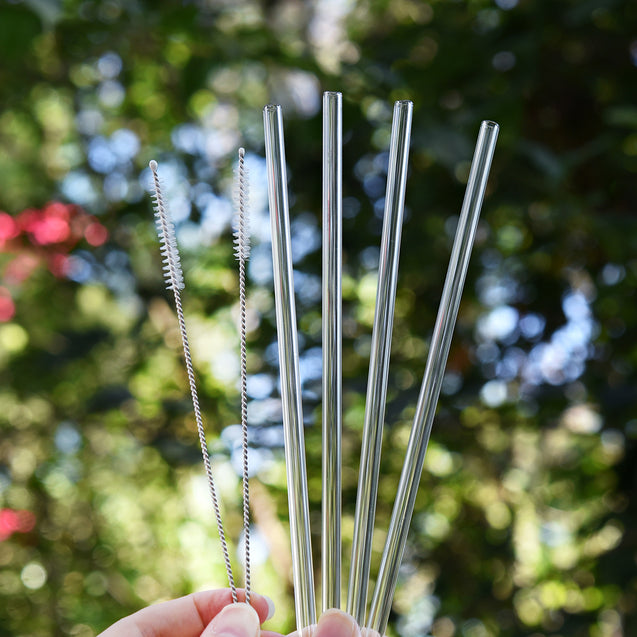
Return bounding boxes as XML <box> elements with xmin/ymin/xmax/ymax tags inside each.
<box><xmin>263</xmin><ymin>104</ymin><xmax>316</xmax><ymax>633</ymax></box>
<box><xmin>347</xmin><ymin>100</ymin><xmax>413</xmax><ymax>624</ymax></box>
<box><xmin>367</xmin><ymin>120</ymin><xmax>499</xmax><ymax>634</ymax></box>
<box><xmin>322</xmin><ymin>91</ymin><xmax>343</xmax><ymax>612</ymax></box>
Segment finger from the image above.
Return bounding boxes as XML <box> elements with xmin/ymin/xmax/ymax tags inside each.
<box><xmin>98</xmin><ymin>588</ymin><xmax>274</xmax><ymax>637</ymax></box>
<box><xmin>197</xmin><ymin>589</ymin><xmax>275</xmax><ymax>625</ymax></box>
<box><xmin>314</xmin><ymin>610</ymin><xmax>361</xmax><ymax>637</ymax></box>
<box><xmin>201</xmin><ymin>602</ymin><xmax>260</xmax><ymax>637</ymax></box>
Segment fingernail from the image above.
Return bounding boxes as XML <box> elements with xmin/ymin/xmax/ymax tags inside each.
<box><xmin>263</xmin><ymin>595</ymin><xmax>275</xmax><ymax>620</ymax></box>
<box><xmin>206</xmin><ymin>603</ymin><xmax>260</xmax><ymax>637</ymax></box>
<box><xmin>250</xmin><ymin>591</ymin><xmax>275</xmax><ymax>620</ymax></box>
<box><xmin>315</xmin><ymin>610</ymin><xmax>360</xmax><ymax>637</ymax></box>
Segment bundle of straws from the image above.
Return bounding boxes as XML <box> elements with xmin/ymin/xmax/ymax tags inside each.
<box><xmin>150</xmin><ymin>91</ymin><xmax>498</xmax><ymax>636</ymax></box>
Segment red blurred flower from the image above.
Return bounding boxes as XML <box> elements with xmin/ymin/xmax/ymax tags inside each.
<box><xmin>19</xmin><ymin>203</ymin><xmax>73</xmax><ymax>246</ymax></box>
<box><xmin>16</xmin><ymin>509</ymin><xmax>36</xmax><ymax>533</ymax></box>
<box><xmin>0</xmin><ymin>287</ymin><xmax>15</xmax><ymax>322</ymax></box>
<box><xmin>3</xmin><ymin>253</ymin><xmax>40</xmax><ymax>285</ymax></box>
<box><xmin>0</xmin><ymin>212</ymin><xmax>20</xmax><ymax>248</ymax></box>
<box><xmin>84</xmin><ymin>222</ymin><xmax>108</xmax><ymax>247</ymax></box>
<box><xmin>0</xmin><ymin>509</ymin><xmax>19</xmax><ymax>539</ymax></box>
<box><xmin>2</xmin><ymin>202</ymin><xmax>109</xmax><ymax>287</ymax></box>
<box><xmin>0</xmin><ymin>508</ymin><xmax>35</xmax><ymax>541</ymax></box>
<box><xmin>48</xmin><ymin>253</ymin><xmax>70</xmax><ymax>278</ymax></box>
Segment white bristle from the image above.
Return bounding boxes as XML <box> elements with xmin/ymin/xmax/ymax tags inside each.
<box><xmin>233</xmin><ymin>148</ymin><xmax>250</xmax><ymax>262</ymax></box>
<box><xmin>149</xmin><ymin>160</ymin><xmax>185</xmax><ymax>292</ymax></box>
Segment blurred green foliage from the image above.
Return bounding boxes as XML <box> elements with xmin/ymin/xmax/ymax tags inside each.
<box><xmin>0</xmin><ymin>0</ymin><xmax>636</xmax><ymax>636</ymax></box>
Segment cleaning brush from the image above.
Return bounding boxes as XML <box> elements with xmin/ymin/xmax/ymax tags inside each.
<box><xmin>148</xmin><ymin>159</ymin><xmax>238</xmax><ymax>602</ymax></box>
<box><xmin>233</xmin><ymin>148</ymin><xmax>252</xmax><ymax>604</ymax></box>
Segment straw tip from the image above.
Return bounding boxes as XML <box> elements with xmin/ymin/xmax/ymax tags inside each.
<box><xmin>263</xmin><ymin>104</ymin><xmax>280</xmax><ymax>113</ymax></box>
<box><xmin>481</xmin><ymin>120</ymin><xmax>500</xmax><ymax>131</ymax></box>
<box><xmin>149</xmin><ymin>159</ymin><xmax>158</xmax><ymax>171</ymax></box>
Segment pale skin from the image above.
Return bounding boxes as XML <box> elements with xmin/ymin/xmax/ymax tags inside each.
<box><xmin>98</xmin><ymin>588</ymin><xmax>384</xmax><ymax>637</ymax></box>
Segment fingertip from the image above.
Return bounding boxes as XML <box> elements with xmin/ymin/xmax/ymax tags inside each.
<box><xmin>315</xmin><ymin>610</ymin><xmax>360</xmax><ymax>637</ymax></box>
<box><xmin>202</xmin><ymin>602</ymin><xmax>260</xmax><ymax>637</ymax></box>
<box><xmin>249</xmin><ymin>591</ymin><xmax>275</xmax><ymax>622</ymax></box>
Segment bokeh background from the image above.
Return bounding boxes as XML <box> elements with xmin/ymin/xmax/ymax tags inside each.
<box><xmin>1</xmin><ymin>0</ymin><xmax>636</xmax><ymax>635</ymax></box>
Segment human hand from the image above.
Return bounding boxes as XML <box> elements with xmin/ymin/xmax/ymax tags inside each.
<box><xmin>98</xmin><ymin>589</ymin><xmax>384</xmax><ymax>637</ymax></box>
<box><xmin>98</xmin><ymin>588</ymin><xmax>278</xmax><ymax>637</ymax></box>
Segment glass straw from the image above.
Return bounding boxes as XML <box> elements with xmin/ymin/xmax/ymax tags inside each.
<box><xmin>367</xmin><ymin>120</ymin><xmax>499</xmax><ymax>635</ymax></box>
<box><xmin>322</xmin><ymin>91</ymin><xmax>343</xmax><ymax>612</ymax></box>
<box><xmin>347</xmin><ymin>100</ymin><xmax>413</xmax><ymax>624</ymax></box>
<box><xmin>263</xmin><ymin>104</ymin><xmax>316</xmax><ymax>633</ymax></box>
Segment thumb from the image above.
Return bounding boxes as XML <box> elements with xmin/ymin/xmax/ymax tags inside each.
<box><xmin>314</xmin><ymin>610</ymin><xmax>360</xmax><ymax>637</ymax></box>
<box><xmin>201</xmin><ymin>602</ymin><xmax>261</xmax><ymax>637</ymax></box>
